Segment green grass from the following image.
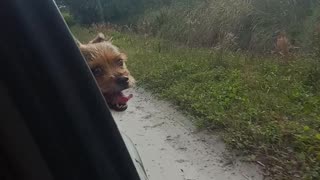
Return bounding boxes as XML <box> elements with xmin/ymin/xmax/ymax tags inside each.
<box><xmin>71</xmin><ymin>25</ymin><xmax>320</xmax><ymax>179</ymax></box>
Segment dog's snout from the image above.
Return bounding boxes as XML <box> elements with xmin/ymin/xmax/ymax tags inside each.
<box><xmin>116</xmin><ymin>76</ymin><xmax>129</xmax><ymax>85</ymax></box>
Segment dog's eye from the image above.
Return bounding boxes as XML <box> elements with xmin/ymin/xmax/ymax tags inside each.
<box><xmin>91</xmin><ymin>67</ymin><xmax>103</xmax><ymax>76</ymax></box>
<box><xmin>116</xmin><ymin>59</ymin><xmax>124</xmax><ymax>67</ymax></box>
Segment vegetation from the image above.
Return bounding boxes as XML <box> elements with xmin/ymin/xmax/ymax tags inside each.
<box><xmin>60</xmin><ymin>0</ymin><xmax>320</xmax><ymax>53</ymax></box>
<box><xmin>61</xmin><ymin>11</ymin><xmax>76</xmax><ymax>26</ymax></box>
<box><xmin>58</xmin><ymin>0</ymin><xmax>170</xmax><ymax>24</ymax></box>
<box><xmin>135</xmin><ymin>0</ymin><xmax>320</xmax><ymax>53</ymax></box>
<box><xmin>70</xmin><ymin>25</ymin><xmax>320</xmax><ymax>179</ymax></box>
<box><xmin>62</xmin><ymin>0</ymin><xmax>320</xmax><ymax>178</ymax></box>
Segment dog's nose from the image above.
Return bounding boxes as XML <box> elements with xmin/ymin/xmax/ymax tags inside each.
<box><xmin>116</xmin><ymin>76</ymin><xmax>129</xmax><ymax>85</ymax></box>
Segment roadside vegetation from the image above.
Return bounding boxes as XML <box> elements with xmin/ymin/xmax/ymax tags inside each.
<box><xmin>62</xmin><ymin>0</ymin><xmax>320</xmax><ymax>179</ymax></box>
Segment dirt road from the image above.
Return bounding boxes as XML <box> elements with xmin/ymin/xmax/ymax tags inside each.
<box><xmin>112</xmin><ymin>88</ymin><xmax>263</xmax><ymax>180</ymax></box>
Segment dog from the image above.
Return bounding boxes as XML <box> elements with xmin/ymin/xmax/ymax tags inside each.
<box><xmin>76</xmin><ymin>33</ymin><xmax>135</xmax><ymax>111</ymax></box>
<box><xmin>275</xmin><ymin>31</ymin><xmax>290</xmax><ymax>57</ymax></box>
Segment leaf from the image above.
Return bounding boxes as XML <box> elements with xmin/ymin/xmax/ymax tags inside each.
<box><xmin>303</xmin><ymin>126</ymin><xmax>310</xmax><ymax>131</ymax></box>
<box><xmin>316</xmin><ymin>134</ymin><xmax>320</xmax><ymax>140</ymax></box>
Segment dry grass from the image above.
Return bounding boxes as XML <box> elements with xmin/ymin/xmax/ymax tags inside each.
<box><xmin>134</xmin><ymin>0</ymin><xmax>320</xmax><ymax>54</ymax></box>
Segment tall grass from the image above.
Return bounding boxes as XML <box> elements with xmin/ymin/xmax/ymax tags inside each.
<box><xmin>71</xmin><ymin>25</ymin><xmax>320</xmax><ymax>179</ymax></box>
<box><xmin>134</xmin><ymin>0</ymin><xmax>320</xmax><ymax>53</ymax></box>
<box><xmin>62</xmin><ymin>0</ymin><xmax>320</xmax><ymax>178</ymax></box>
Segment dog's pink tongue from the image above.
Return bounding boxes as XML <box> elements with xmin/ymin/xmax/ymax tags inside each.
<box><xmin>117</xmin><ymin>94</ymin><xmax>133</xmax><ymax>104</ymax></box>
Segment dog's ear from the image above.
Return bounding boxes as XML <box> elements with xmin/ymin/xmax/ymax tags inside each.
<box><xmin>119</xmin><ymin>53</ymin><xmax>127</xmax><ymax>61</ymax></box>
<box><xmin>89</xmin><ymin>33</ymin><xmax>106</xmax><ymax>44</ymax></box>
<box><xmin>89</xmin><ymin>32</ymin><xmax>114</xmax><ymax>44</ymax></box>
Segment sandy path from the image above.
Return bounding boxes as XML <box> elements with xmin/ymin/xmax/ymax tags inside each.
<box><xmin>112</xmin><ymin>88</ymin><xmax>263</xmax><ymax>180</ymax></box>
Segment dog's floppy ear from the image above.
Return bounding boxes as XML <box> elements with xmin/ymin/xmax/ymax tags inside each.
<box><xmin>89</xmin><ymin>32</ymin><xmax>113</xmax><ymax>44</ymax></box>
<box><xmin>89</xmin><ymin>33</ymin><xmax>106</xmax><ymax>44</ymax></box>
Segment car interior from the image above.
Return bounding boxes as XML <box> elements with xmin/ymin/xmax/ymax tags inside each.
<box><xmin>0</xmin><ymin>0</ymin><xmax>145</xmax><ymax>180</ymax></box>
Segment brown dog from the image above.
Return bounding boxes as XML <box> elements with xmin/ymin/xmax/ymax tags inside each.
<box><xmin>275</xmin><ymin>31</ymin><xmax>290</xmax><ymax>57</ymax></box>
<box><xmin>77</xmin><ymin>33</ymin><xmax>135</xmax><ymax>111</ymax></box>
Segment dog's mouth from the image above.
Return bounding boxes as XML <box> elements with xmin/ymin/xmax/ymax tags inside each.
<box><xmin>103</xmin><ymin>92</ymin><xmax>133</xmax><ymax>111</ymax></box>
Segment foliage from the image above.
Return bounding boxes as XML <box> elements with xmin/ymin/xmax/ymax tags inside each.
<box><xmin>70</xmin><ymin>26</ymin><xmax>320</xmax><ymax>179</ymax></box>
<box><xmin>58</xmin><ymin>0</ymin><xmax>170</xmax><ymax>25</ymax></box>
<box><xmin>60</xmin><ymin>0</ymin><xmax>320</xmax><ymax>54</ymax></box>
<box><xmin>61</xmin><ymin>11</ymin><xmax>76</xmax><ymax>26</ymax></box>
<box><xmin>135</xmin><ymin>0</ymin><xmax>320</xmax><ymax>53</ymax></box>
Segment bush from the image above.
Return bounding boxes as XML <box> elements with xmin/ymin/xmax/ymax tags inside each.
<box><xmin>135</xmin><ymin>0</ymin><xmax>319</xmax><ymax>53</ymax></box>
<box><xmin>61</xmin><ymin>11</ymin><xmax>76</xmax><ymax>26</ymax></box>
<box><xmin>62</xmin><ymin>0</ymin><xmax>158</xmax><ymax>24</ymax></box>
<box><xmin>61</xmin><ymin>0</ymin><xmax>320</xmax><ymax>53</ymax></box>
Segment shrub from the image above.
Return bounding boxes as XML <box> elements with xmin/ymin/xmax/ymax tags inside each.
<box><xmin>61</xmin><ymin>11</ymin><xmax>76</xmax><ymax>26</ymax></box>
<box><xmin>135</xmin><ymin>0</ymin><xmax>319</xmax><ymax>53</ymax></box>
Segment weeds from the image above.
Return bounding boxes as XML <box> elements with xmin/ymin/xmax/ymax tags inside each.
<box><xmin>134</xmin><ymin>0</ymin><xmax>320</xmax><ymax>54</ymax></box>
<box><xmin>71</xmin><ymin>26</ymin><xmax>320</xmax><ymax>179</ymax></box>
<box><xmin>61</xmin><ymin>11</ymin><xmax>76</xmax><ymax>26</ymax></box>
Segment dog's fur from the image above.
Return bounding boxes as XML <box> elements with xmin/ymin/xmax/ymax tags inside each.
<box><xmin>275</xmin><ymin>31</ymin><xmax>290</xmax><ymax>57</ymax></box>
<box><xmin>77</xmin><ymin>33</ymin><xmax>135</xmax><ymax>111</ymax></box>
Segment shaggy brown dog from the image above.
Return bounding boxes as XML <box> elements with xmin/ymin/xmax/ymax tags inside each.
<box><xmin>275</xmin><ymin>31</ymin><xmax>290</xmax><ymax>57</ymax></box>
<box><xmin>77</xmin><ymin>33</ymin><xmax>135</xmax><ymax>111</ymax></box>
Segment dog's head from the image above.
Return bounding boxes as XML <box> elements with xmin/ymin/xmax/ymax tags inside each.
<box><xmin>78</xmin><ymin>33</ymin><xmax>135</xmax><ymax>111</ymax></box>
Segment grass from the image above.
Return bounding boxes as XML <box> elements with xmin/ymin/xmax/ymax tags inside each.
<box><xmin>71</xmin><ymin>25</ymin><xmax>320</xmax><ymax>179</ymax></box>
<box><xmin>134</xmin><ymin>0</ymin><xmax>320</xmax><ymax>53</ymax></box>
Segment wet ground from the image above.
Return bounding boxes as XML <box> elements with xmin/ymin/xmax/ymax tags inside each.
<box><xmin>112</xmin><ymin>88</ymin><xmax>263</xmax><ymax>180</ymax></box>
